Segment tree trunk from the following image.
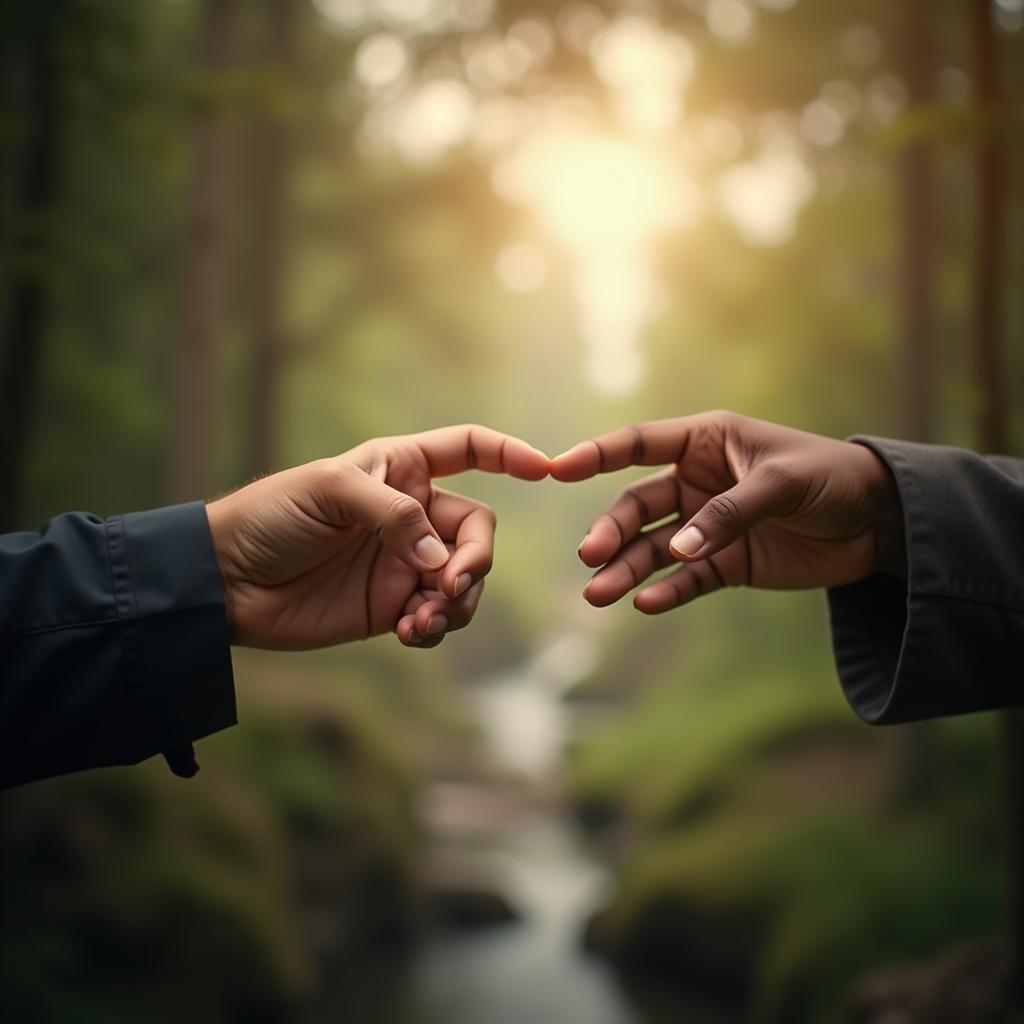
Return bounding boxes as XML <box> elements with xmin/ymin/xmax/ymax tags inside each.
<box><xmin>890</xmin><ymin>0</ymin><xmax>939</xmax><ymax>803</ymax></box>
<box><xmin>967</xmin><ymin>0</ymin><xmax>1021</xmax><ymax>993</ymax></box>
<box><xmin>247</xmin><ymin>0</ymin><xmax>295</xmax><ymax>479</ymax></box>
<box><xmin>167</xmin><ymin>0</ymin><xmax>238</xmax><ymax>503</ymax></box>
<box><xmin>0</xmin><ymin>5</ymin><xmax>65</xmax><ymax>531</ymax></box>
<box><xmin>897</xmin><ymin>0</ymin><xmax>936</xmax><ymax>446</ymax></box>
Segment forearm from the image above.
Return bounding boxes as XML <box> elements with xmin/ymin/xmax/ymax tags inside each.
<box><xmin>0</xmin><ymin>504</ymin><xmax>236</xmax><ymax>788</ymax></box>
<box><xmin>829</xmin><ymin>439</ymin><xmax>1024</xmax><ymax>723</ymax></box>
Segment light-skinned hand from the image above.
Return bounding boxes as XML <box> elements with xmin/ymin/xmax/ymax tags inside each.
<box><xmin>550</xmin><ymin>411</ymin><xmax>904</xmax><ymax>614</ymax></box>
<box><xmin>205</xmin><ymin>425</ymin><xmax>549</xmax><ymax>649</ymax></box>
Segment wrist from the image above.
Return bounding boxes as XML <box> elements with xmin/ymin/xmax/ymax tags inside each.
<box><xmin>856</xmin><ymin>444</ymin><xmax>906</xmax><ymax>577</ymax></box>
<box><xmin>205</xmin><ymin>498</ymin><xmax>237</xmax><ymax>639</ymax></box>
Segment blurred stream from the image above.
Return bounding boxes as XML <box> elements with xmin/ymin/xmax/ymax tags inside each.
<box><xmin>310</xmin><ymin>634</ymin><xmax>733</xmax><ymax>1024</ymax></box>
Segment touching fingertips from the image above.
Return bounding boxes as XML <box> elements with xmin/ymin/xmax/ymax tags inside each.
<box><xmin>548</xmin><ymin>446</ymin><xmax>594</xmax><ymax>482</ymax></box>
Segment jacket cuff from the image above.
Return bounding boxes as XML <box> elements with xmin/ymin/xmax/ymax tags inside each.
<box><xmin>112</xmin><ymin>502</ymin><xmax>236</xmax><ymax>772</ymax></box>
<box><xmin>827</xmin><ymin>437</ymin><xmax>1024</xmax><ymax>723</ymax></box>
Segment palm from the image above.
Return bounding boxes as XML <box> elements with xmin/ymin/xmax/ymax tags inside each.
<box><xmin>226</xmin><ymin>449</ymin><xmax>439</xmax><ymax>648</ymax></box>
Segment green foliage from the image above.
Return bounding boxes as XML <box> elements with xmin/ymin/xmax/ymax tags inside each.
<box><xmin>592</xmin><ymin>809</ymin><xmax>1005</xmax><ymax>1023</ymax></box>
<box><xmin>0</xmin><ymin>652</ymin><xmax>442</xmax><ymax>1023</ymax></box>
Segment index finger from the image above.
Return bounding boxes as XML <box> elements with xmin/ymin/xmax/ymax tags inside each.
<box><xmin>550</xmin><ymin>417</ymin><xmax>702</xmax><ymax>482</ymax></box>
<box><xmin>411</xmin><ymin>424</ymin><xmax>549</xmax><ymax>481</ymax></box>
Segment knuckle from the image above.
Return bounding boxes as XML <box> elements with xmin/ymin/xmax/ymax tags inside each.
<box><xmin>315</xmin><ymin>457</ymin><xmax>356</xmax><ymax>494</ymax></box>
<box><xmin>318</xmin><ymin>456</ymin><xmax>349</xmax><ymax>480</ymax></box>
<box><xmin>446</xmin><ymin>612</ymin><xmax>470</xmax><ymax>632</ymax></box>
<box><xmin>759</xmin><ymin>459</ymin><xmax>801</xmax><ymax>495</ymax></box>
<box><xmin>477</xmin><ymin>502</ymin><xmax>497</xmax><ymax>528</ymax></box>
<box><xmin>709</xmin><ymin>409</ymin><xmax>739</xmax><ymax>431</ymax></box>
<box><xmin>471</xmin><ymin>544</ymin><xmax>495</xmax><ymax>576</ymax></box>
<box><xmin>385</xmin><ymin>493</ymin><xmax>424</xmax><ymax>528</ymax></box>
<box><xmin>705</xmin><ymin>493</ymin><xmax>743</xmax><ymax>528</ymax></box>
<box><xmin>621</xmin><ymin>485</ymin><xmax>646</xmax><ymax>510</ymax></box>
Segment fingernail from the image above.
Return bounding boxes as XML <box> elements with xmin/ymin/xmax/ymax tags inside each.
<box><xmin>415</xmin><ymin>534</ymin><xmax>449</xmax><ymax>569</ymax></box>
<box><xmin>577</xmin><ymin>535</ymin><xmax>590</xmax><ymax>561</ymax></box>
<box><xmin>670</xmin><ymin>525</ymin><xmax>705</xmax><ymax>558</ymax></box>
<box><xmin>453</xmin><ymin>572</ymin><xmax>472</xmax><ymax>598</ymax></box>
<box><xmin>407</xmin><ymin>632</ymin><xmax>423</xmax><ymax>645</ymax></box>
<box><xmin>426</xmin><ymin>614</ymin><xmax>447</xmax><ymax>636</ymax></box>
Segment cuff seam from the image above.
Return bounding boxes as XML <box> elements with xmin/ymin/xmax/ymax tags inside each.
<box><xmin>8</xmin><ymin>602</ymin><xmax>228</xmax><ymax>639</ymax></box>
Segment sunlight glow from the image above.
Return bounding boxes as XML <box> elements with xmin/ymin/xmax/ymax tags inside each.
<box><xmin>354</xmin><ymin>33</ymin><xmax>408</xmax><ymax>89</ymax></box>
<box><xmin>315</xmin><ymin>0</ymin><xmax>496</xmax><ymax>35</ymax></box>
<box><xmin>350</xmin><ymin>10</ymin><xmax>823</xmax><ymax>397</ymax></box>
<box><xmin>497</xmin><ymin>133</ymin><xmax>692</xmax><ymax>250</ymax></box>
<box><xmin>591</xmin><ymin>16</ymin><xmax>695</xmax><ymax>136</ymax></box>
<box><xmin>495</xmin><ymin>126</ymin><xmax>696</xmax><ymax>396</ymax></box>
<box><xmin>496</xmin><ymin>242</ymin><xmax>547</xmax><ymax>293</ymax></box>
<box><xmin>706</xmin><ymin>0</ymin><xmax>757</xmax><ymax>46</ymax></box>
<box><xmin>377</xmin><ymin>79</ymin><xmax>475</xmax><ymax>164</ymax></box>
<box><xmin>716</xmin><ymin>144</ymin><xmax>815</xmax><ymax>246</ymax></box>
<box><xmin>557</xmin><ymin>4</ymin><xmax>607</xmax><ymax>54</ymax></box>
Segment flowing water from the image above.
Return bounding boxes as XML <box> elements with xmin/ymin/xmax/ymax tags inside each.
<box><xmin>310</xmin><ymin>634</ymin><xmax>735</xmax><ymax>1024</ymax></box>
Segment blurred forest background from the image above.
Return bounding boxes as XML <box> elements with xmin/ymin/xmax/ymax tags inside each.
<box><xmin>1</xmin><ymin>0</ymin><xmax>1023</xmax><ymax>1022</ymax></box>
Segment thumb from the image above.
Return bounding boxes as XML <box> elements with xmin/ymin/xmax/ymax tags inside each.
<box><xmin>335</xmin><ymin>465</ymin><xmax>449</xmax><ymax>572</ymax></box>
<box><xmin>669</xmin><ymin>462</ymin><xmax>801</xmax><ymax>562</ymax></box>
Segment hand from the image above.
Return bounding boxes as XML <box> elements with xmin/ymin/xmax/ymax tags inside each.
<box><xmin>205</xmin><ymin>426</ymin><xmax>549</xmax><ymax>649</ymax></box>
<box><xmin>550</xmin><ymin>411</ymin><xmax>904</xmax><ymax>614</ymax></box>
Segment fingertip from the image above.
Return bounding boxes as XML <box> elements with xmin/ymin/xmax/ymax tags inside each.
<box><xmin>506</xmin><ymin>438</ymin><xmax>552</xmax><ymax>481</ymax></box>
<box><xmin>396</xmin><ymin>615</ymin><xmax>418</xmax><ymax>645</ymax></box>
<box><xmin>578</xmin><ymin>527</ymin><xmax>618</xmax><ymax>568</ymax></box>
<box><xmin>414</xmin><ymin>534</ymin><xmax>450</xmax><ymax>571</ymax></box>
<box><xmin>549</xmin><ymin>459</ymin><xmax>588</xmax><ymax>483</ymax></box>
<box><xmin>633</xmin><ymin>591</ymin><xmax>661</xmax><ymax>615</ymax></box>
<box><xmin>549</xmin><ymin>442</ymin><xmax>601</xmax><ymax>482</ymax></box>
<box><xmin>668</xmin><ymin>524</ymin><xmax>707</xmax><ymax>561</ymax></box>
<box><xmin>582</xmin><ymin>580</ymin><xmax>616</xmax><ymax>609</ymax></box>
<box><xmin>446</xmin><ymin>570</ymin><xmax>473</xmax><ymax>600</ymax></box>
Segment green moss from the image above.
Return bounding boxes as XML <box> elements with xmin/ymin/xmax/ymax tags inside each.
<box><xmin>571</xmin><ymin>662</ymin><xmax>853</xmax><ymax>827</ymax></box>
<box><xmin>592</xmin><ymin>811</ymin><xmax>1007</xmax><ymax>1024</ymax></box>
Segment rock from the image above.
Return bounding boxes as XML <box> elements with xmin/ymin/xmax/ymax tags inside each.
<box><xmin>420</xmin><ymin>852</ymin><xmax>521</xmax><ymax>929</ymax></box>
<box><xmin>845</xmin><ymin>942</ymin><xmax>1021</xmax><ymax>1024</ymax></box>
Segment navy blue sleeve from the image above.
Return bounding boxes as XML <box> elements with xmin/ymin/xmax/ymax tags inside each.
<box><xmin>0</xmin><ymin>502</ymin><xmax>236</xmax><ymax>788</ymax></box>
<box><xmin>827</xmin><ymin>437</ymin><xmax>1024</xmax><ymax>723</ymax></box>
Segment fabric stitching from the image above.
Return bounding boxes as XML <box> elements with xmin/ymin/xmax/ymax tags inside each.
<box><xmin>4</xmin><ymin>601</ymin><xmax>227</xmax><ymax>639</ymax></box>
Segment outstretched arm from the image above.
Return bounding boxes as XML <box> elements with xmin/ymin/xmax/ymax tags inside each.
<box><xmin>1</xmin><ymin>425</ymin><xmax>549</xmax><ymax>788</ymax></box>
<box><xmin>207</xmin><ymin>424</ymin><xmax>549</xmax><ymax>649</ymax></box>
<box><xmin>552</xmin><ymin>411</ymin><xmax>1024</xmax><ymax>722</ymax></box>
<box><xmin>550</xmin><ymin>410</ymin><xmax>904</xmax><ymax>612</ymax></box>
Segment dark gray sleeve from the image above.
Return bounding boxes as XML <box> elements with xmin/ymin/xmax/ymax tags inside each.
<box><xmin>0</xmin><ymin>502</ymin><xmax>236</xmax><ymax>788</ymax></box>
<box><xmin>827</xmin><ymin>437</ymin><xmax>1024</xmax><ymax>723</ymax></box>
